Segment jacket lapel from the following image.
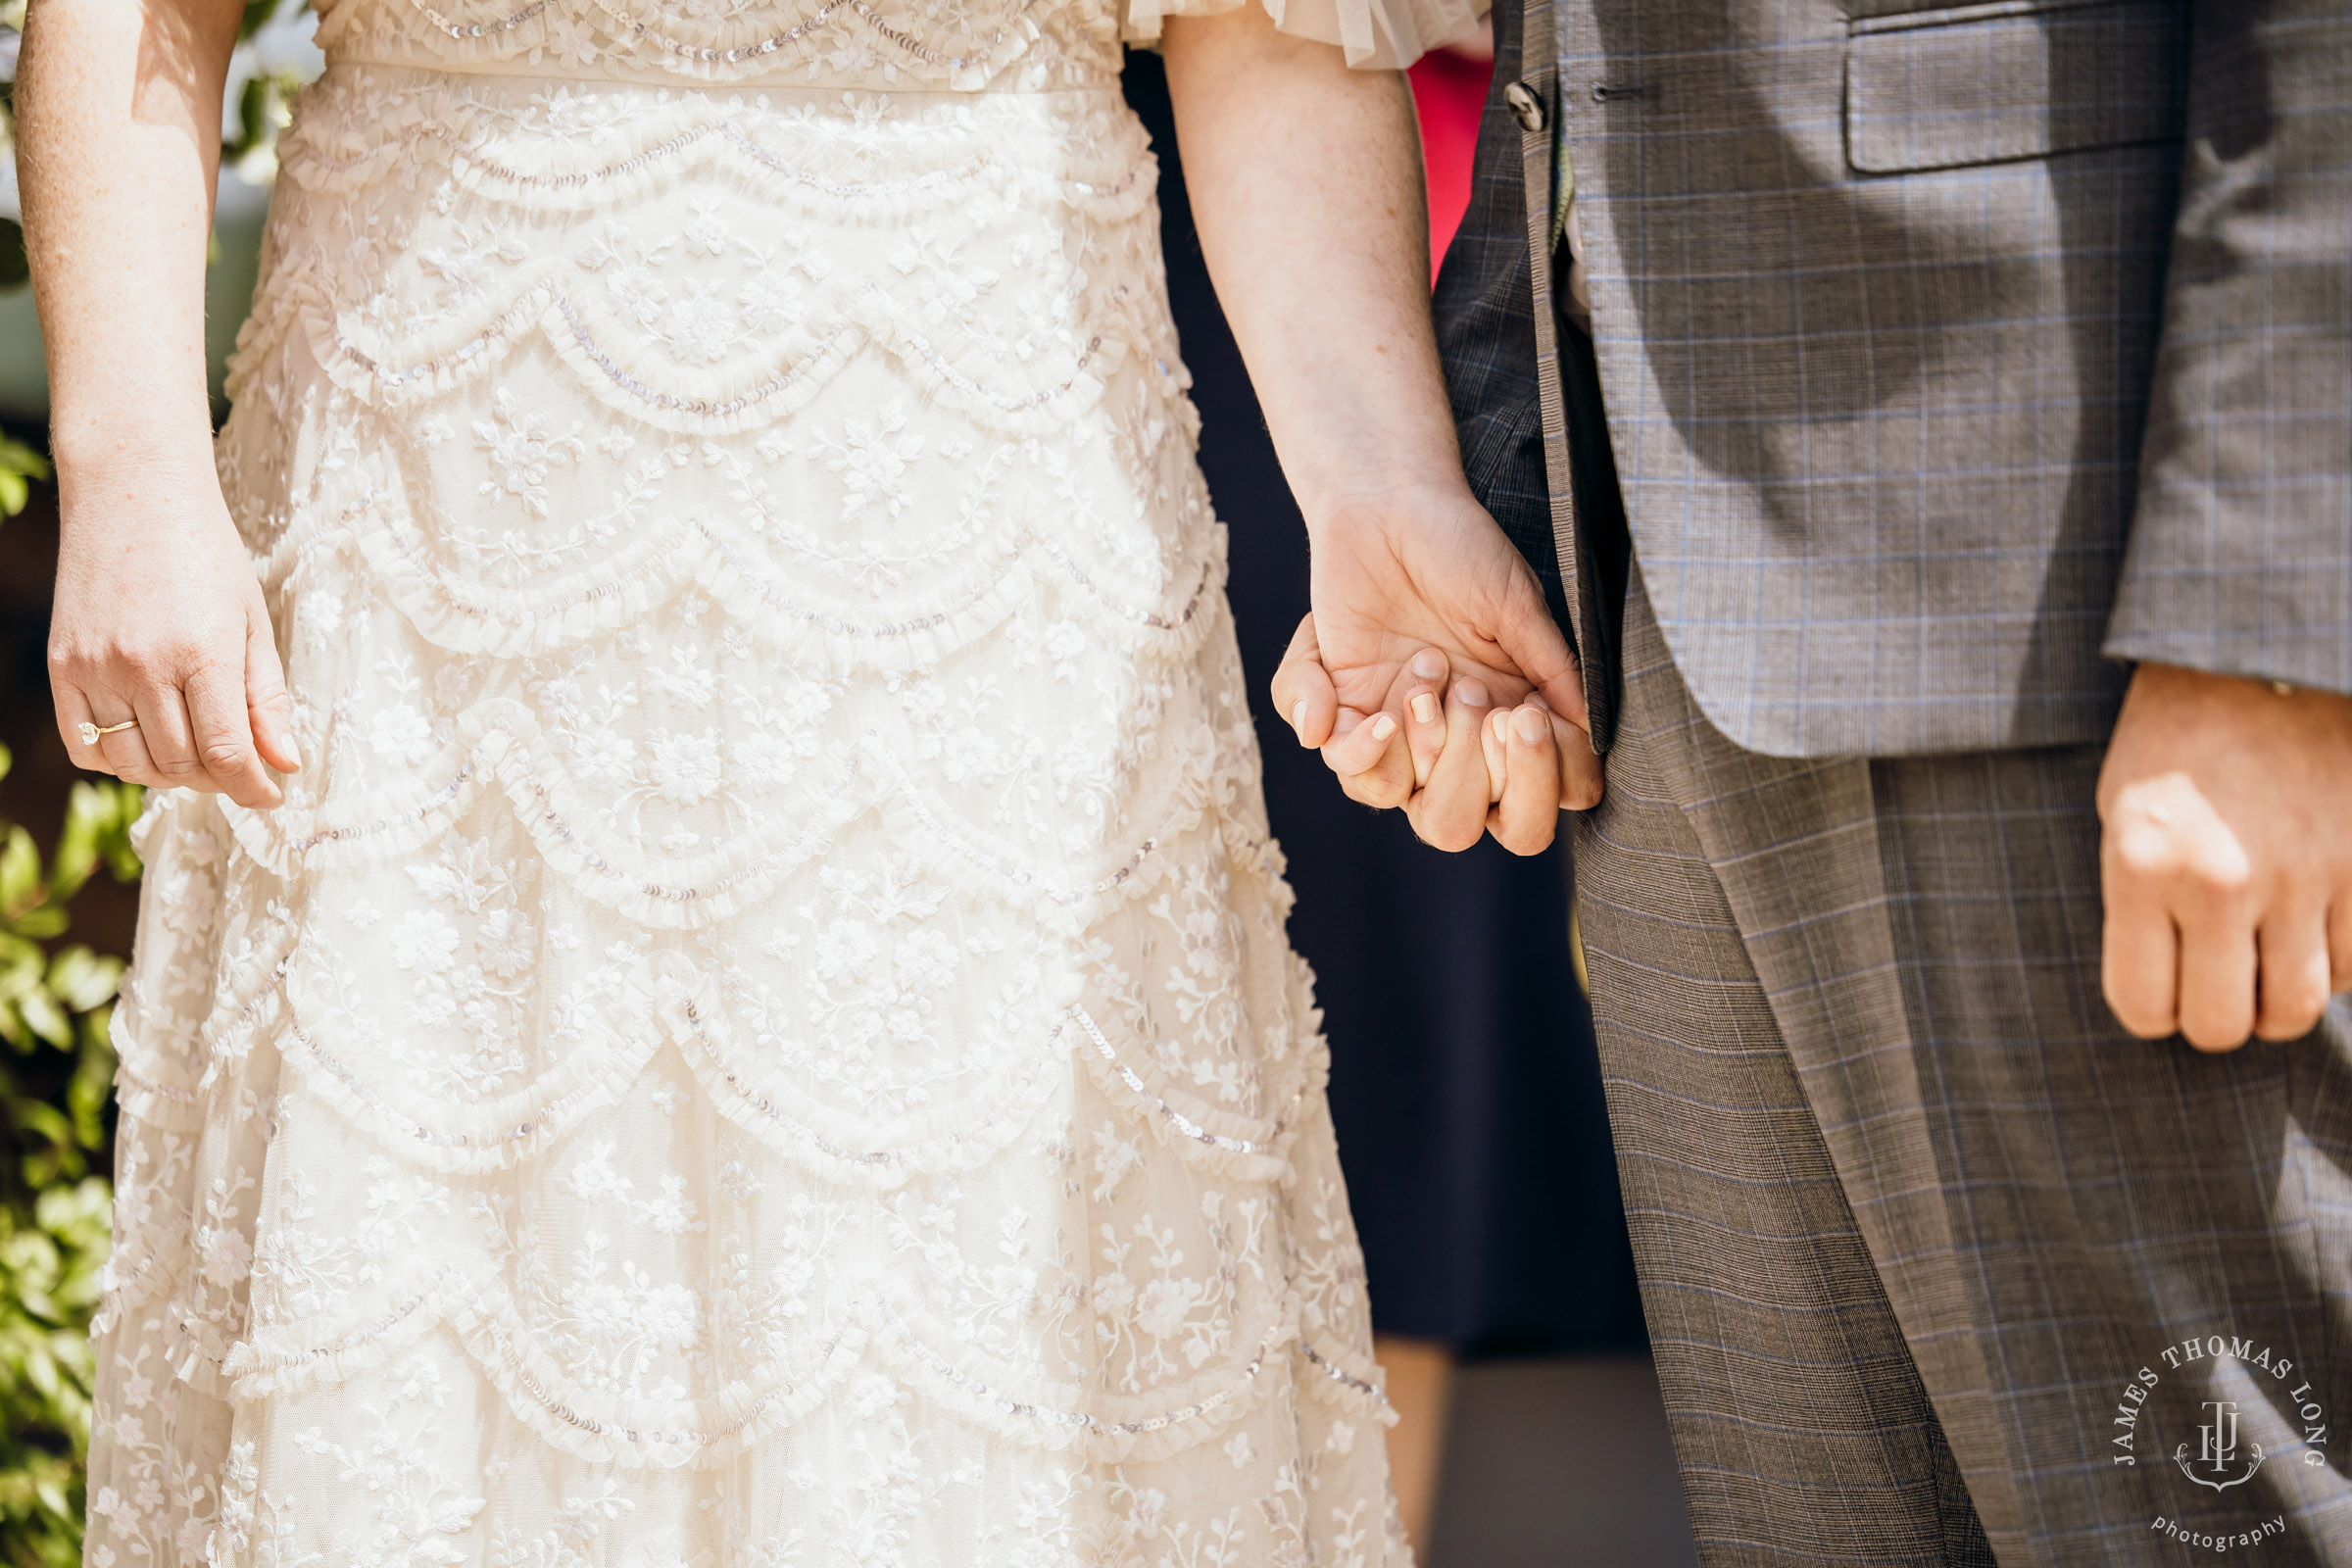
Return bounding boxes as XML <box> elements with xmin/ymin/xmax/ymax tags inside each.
<box><xmin>1512</xmin><ymin>0</ymin><xmax>1611</xmax><ymax>750</ymax></box>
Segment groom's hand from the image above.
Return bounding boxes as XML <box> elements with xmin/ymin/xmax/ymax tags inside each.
<box><xmin>1269</xmin><ymin>482</ymin><xmax>1604</xmax><ymax>833</ymax></box>
<box><xmin>2097</xmin><ymin>663</ymin><xmax>2352</xmax><ymax>1051</ymax></box>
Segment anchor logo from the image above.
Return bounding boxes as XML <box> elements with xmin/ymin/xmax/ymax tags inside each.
<box><xmin>2175</xmin><ymin>1399</ymin><xmax>2266</xmax><ymax>1492</ymax></box>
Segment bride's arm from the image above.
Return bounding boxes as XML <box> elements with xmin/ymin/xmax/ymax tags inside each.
<box><xmin>1159</xmin><ymin>11</ymin><xmax>1446</xmax><ymax>544</ymax></box>
<box><xmin>1158</xmin><ymin>8</ymin><xmax>1602</xmax><ymax>850</ymax></box>
<box><xmin>20</xmin><ymin>0</ymin><xmax>299</xmax><ymax>808</ymax></box>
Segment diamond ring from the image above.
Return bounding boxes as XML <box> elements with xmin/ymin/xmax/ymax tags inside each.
<box><xmin>77</xmin><ymin>719</ymin><xmax>138</xmax><ymax>747</ymax></box>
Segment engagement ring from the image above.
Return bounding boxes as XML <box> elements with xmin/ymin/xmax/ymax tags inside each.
<box><xmin>77</xmin><ymin>718</ymin><xmax>137</xmax><ymax>747</ymax></box>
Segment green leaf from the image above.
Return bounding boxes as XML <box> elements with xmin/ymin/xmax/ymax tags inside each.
<box><xmin>103</xmin><ymin>796</ymin><xmax>146</xmax><ymax>881</ymax></box>
<box><xmin>74</xmin><ymin>1004</ymin><xmax>112</xmax><ymax>1059</ymax></box>
<box><xmin>49</xmin><ymin>782</ymin><xmax>143</xmax><ymax>900</ymax></box>
<box><xmin>43</xmin><ymin>950</ymin><xmax>120</xmax><ymax>1015</ymax></box>
<box><xmin>10</xmin><ymin>1098</ymin><xmax>72</xmax><ymax>1160</ymax></box>
<box><xmin>0</xmin><ymin>436</ymin><xmax>45</xmax><ymax>483</ymax></box>
<box><xmin>48</xmin><ymin>791</ymin><xmax>100</xmax><ymax>904</ymax></box>
<box><xmin>17</xmin><ymin>1126</ymin><xmax>87</xmax><ymax>1190</ymax></box>
<box><xmin>0</xmin><ymin>828</ymin><xmax>39</xmax><ymax>917</ymax></box>
<box><xmin>64</xmin><ymin>1038</ymin><xmax>114</xmax><ymax>1153</ymax></box>
<box><xmin>5</xmin><ymin>906</ymin><xmax>66</xmax><ymax>942</ymax></box>
<box><xmin>0</xmin><ymin>933</ymin><xmax>41</xmax><ymax>995</ymax></box>
<box><xmin>0</xmin><ymin>431</ymin><xmax>49</xmax><ymax>520</ymax></box>
<box><xmin>22</xmin><ymin>1347</ymin><xmax>58</xmax><ymax>1401</ymax></box>
<box><xmin>64</xmin><ymin>782</ymin><xmax>145</xmax><ymax>886</ymax></box>
<box><xmin>34</xmin><ymin>1179</ymin><xmax>111</xmax><ymax>1246</ymax></box>
<box><xmin>13</xmin><ymin>990</ymin><xmax>69</xmax><ymax>1050</ymax></box>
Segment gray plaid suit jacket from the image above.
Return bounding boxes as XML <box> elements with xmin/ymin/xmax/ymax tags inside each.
<box><xmin>1432</xmin><ymin>5</ymin><xmax>2352</xmax><ymax>1554</ymax></box>
<box><xmin>1437</xmin><ymin>0</ymin><xmax>2352</xmax><ymax>759</ymax></box>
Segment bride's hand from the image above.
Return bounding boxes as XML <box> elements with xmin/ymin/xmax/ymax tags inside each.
<box><xmin>48</xmin><ymin>465</ymin><xmax>299</xmax><ymax>808</ymax></box>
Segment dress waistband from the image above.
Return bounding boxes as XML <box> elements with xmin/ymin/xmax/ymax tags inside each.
<box><xmin>322</xmin><ymin>0</ymin><xmax>1125</xmax><ymax>93</ymax></box>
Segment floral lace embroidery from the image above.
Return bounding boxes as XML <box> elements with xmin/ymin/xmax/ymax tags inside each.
<box><xmin>86</xmin><ymin>21</ymin><xmax>1409</xmax><ymax>1568</ymax></box>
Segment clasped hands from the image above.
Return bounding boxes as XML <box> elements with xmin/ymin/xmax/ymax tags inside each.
<box><xmin>1284</xmin><ymin>484</ymin><xmax>2352</xmax><ymax>1054</ymax></box>
<box><xmin>1269</xmin><ymin>484</ymin><xmax>1604</xmax><ymax>858</ymax></box>
<box><xmin>1272</xmin><ymin>627</ymin><xmax>1600</xmax><ymax>855</ymax></box>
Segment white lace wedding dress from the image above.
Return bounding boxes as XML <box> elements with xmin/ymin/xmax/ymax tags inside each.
<box><xmin>82</xmin><ymin>2</ymin><xmax>1478</xmax><ymax>1565</ymax></box>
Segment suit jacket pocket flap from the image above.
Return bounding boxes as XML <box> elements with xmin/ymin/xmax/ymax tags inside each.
<box><xmin>1845</xmin><ymin>0</ymin><xmax>2189</xmax><ymax>175</ymax></box>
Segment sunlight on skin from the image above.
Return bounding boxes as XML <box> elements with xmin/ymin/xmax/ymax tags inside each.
<box><xmin>1374</xmin><ymin>1335</ymin><xmax>1456</xmax><ymax>1551</ymax></box>
<box><xmin>2095</xmin><ymin>664</ymin><xmax>2352</xmax><ymax>1051</ymax></box>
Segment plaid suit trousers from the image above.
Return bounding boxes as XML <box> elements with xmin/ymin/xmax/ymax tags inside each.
<box><xmin>1575</xmin><ymin>571</ymin><xmax>2352</xmax><ymax>1564</ymax></box>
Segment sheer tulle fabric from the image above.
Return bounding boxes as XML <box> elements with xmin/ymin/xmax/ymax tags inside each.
<box><xmin>80</xmin><ymin>4</ymin><xmax>1454</xmax><ymax>1566</ymax></box>
<box><xmin>1117</xmin><ymin>0</ymin><xmax>1484</xmax><ymax>70</ymax></box>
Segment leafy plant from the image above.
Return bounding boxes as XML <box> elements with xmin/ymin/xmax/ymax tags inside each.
<box><xmin>0</xmin><ymin>744</ymin><xmax>142</xmax><ymax>1567</ymax></box>
<box><xmin>0</xmin><ymin>1176</ymin><xmax>108</xmax><ymax>1568</ymax></box>
<box><xmin>0</xmin><ymin>433</ymin><xmax>45</xmax><ymax>517</ymax></box>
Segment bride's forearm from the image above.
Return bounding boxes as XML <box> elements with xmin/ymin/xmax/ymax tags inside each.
<box><xmin>24</xmin><ymin>0</ymin><xmax>300</xmax><ymax>809</ymax></box>
<box><xmin>20</xmin><ymin>0</ymin><xmax>241</xmax><ymax>497</ymax></box>
<box><xmin>1159</xmin><ymin>10</ymin><xmax>1463</xmax><ymax>534</ymax></box>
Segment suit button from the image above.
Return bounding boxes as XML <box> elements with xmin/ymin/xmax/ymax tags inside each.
<box><xmin>1503</xmin><ymin>80</ymin><xmax>1547</xmax><ymax>133</ymax></box>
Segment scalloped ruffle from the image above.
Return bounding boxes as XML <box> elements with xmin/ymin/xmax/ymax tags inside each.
<box><xmin>272</xmin><ymin>477</ymin><xmax>1223</xmax><ymax>668</ymax></box>
<box><xmin>209</xmin><ymin>1260</ymin><xmax>1310</xmax><ymax>1467</ymax></box>
<box><xmin>276</xmin><ymin>86</ymin><xmax>1155</xmax><ymax>226</ymax></box>
<box><xmin>216</xmin><ymin>698</ymin><xmax>1238</xmax><ymax>930</ymax></box>
<box><xmin>319</xmin><ymin>0</ymin><xmax>1070</xmax><ymax>91</ymax></box>
<box><xmin>235</xmin><ymin>271</ymin><xmax>1127</xmax><ymax>440</ymax></box>
<box><xmin>115</xmin><ymin>835</ymin><xmax>1317</xmax><ymax>1201</ymax></box>
<box><xmin>151</xmin><ymin>939</ymin><xmax>1311</xmax><ymax>1190</ymax></box>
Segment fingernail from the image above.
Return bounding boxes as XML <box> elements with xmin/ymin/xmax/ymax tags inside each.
<box><xmin>1527</xmin><ymin>693</ymin><xmax>1551</xmax><ymax>711</ymax></box>
<box><xmin>1370</xmin><ymin>713</ymin><xmax>1397</xmax><ymax>741</ymax></box>
<box><xmin>1455</xmin><ymin>678</ymin><xmax>1491</xmax><ymax>708</ymax></box>
<box><xmin>1516</xmin><ymin>707</ymin><xmax>1548</xmax><ymax>744</ymax></box>
<box><xmin>282</xmin><ymin>736</ymin><xmax>303</xmax><ymax>770</ymax></box>
<box><xmin>1410</xmin><ymin>650</ymin><xmax>1446</xmax><ymax>680</ymax></box>
<box><xmin>1410</xmin><ymin>693</ymin><xmax>1438</xmax><ymax>724</ymax></box>
<box><xmin>1291</xmin><ymin>700</ymin><xmax>1308</xmax><ymax>736</ymax></box>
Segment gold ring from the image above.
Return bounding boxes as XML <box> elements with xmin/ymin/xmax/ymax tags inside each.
<box><xmin>77</xmin><ymin>719</ymin><xmax>137</xmax><ymax>747</ymax></box>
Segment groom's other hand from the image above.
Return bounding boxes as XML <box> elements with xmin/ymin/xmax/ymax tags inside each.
<box><xmin>2097</xmin><ymin>663</ymin><xmax>2352</xmax><ymax>1050</ymax></box>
